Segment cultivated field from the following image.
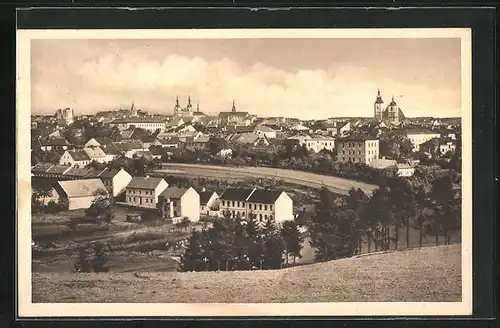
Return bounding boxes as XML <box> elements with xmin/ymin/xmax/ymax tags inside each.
<box><xmin>32</xmin><ymin>244</ymin><xmax>461</xmax><ymax>303</ymax></box>
<box><xmin>153</xmin><ymin>163</ymin><xmax>378</xmax><ymax>196</ymax></box>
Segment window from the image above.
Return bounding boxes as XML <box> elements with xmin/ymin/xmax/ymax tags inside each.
<box><xmin>232</xmin><ymin>201</ymin><xmax>235</xmax><ymax>207</ymax></box>
<box><xmin>270</xmin><ymin>205</ymin><xmax>273</xmax><ymax>211</ymax></box>
<box><xmin>259</xmin><ymin>214</ymin><xmax>263</xmax><ymax>221</ymax></box>
<box><xmin>259</xmin><ymin>204</ymin><xmax>262</xmax><ymax>210</ymax></box>
<box><xmin>222</xmin><ymin>200</ymin><xmax>225</xmax><ymax>206</ymax></box>
<box><xmin>264</xmin><ymin>205</ymin><xmax>268</xmax><ymax>211</ymax></box>
<box><xmin>265</xmin><ymin>215</ymin><xmax>268</xmax><ymax>220</ymax></box>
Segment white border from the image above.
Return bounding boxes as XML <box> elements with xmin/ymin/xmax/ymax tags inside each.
<box><xmin>17</xmin><ymin>28</ymin><xmax>472</xmax><ymax>317</ymax></box>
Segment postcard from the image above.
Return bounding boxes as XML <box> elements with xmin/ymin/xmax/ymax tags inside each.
<box><xmin>17</xmin><ymin>27</ymin><xmax>472</xmax><ymax>317</ymax></box>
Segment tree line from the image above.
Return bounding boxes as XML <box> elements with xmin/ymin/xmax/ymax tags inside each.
<box><xmin>179</xmin><ymin>211</ymin><xmax>304</xmax><ymax>272</ymax></box>
<box><xmin>306</xmin><ymin>172</ymin><xmax>461</xmax><ymax>262</ymax></box>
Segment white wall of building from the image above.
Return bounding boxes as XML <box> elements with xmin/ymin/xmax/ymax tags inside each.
<box><xmin>180</xmin><ymin>187</ymin><xmax>200</xmax><ymax>222</ymax></box>
<box><xmin>274</xmin><ymin>192</ymin><xmax>294</xmax><ymax>223</ymax></box>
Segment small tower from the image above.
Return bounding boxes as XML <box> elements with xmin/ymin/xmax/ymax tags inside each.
<box><xmin>196</xmin><ymin>102</ymin><xmax>200</xmax><ymax>112</ymax></box>
<box><xmin>173</xmin><ymin>95</ymin><xmax>181</xmax><ymax>115</ymax></box>
<box><xmin>130</xmin><ymin>101</ymin><xmax>138</xmax><ymax>117</ymax></box>
<box><xmin>186</xmin><ymin>95</ymin><xmax>193</xmax><ymax>114</ymax></box>
<box><xmin>231</xmin><ymin>99</ymin><xmax>236</xmax><ymax>113</ymax></box>
<box><xmin>373</xmin><ymin>88</ymin><xmax>384</xmax><ymax>121</ymax></box>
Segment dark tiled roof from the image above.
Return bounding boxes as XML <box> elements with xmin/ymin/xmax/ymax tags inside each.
<box><xmin>112</xmin><ymin>140</ymin><xmax>144</xmax><ymax>151</ymax></box>
<box><xmin>111</xmin><ymin>117</ymin><xmax>166</xmax><ymax>124</ymax></box>
<box><xmin>199</xmin><ymin>191</ymin><xmax>217</xmax><ymax>205</ymax></box>
<box><xmin>247</xmin><ymin>190</ymin><xmax>283</xmax><ymax>204</ymax></box>
<box><xmin>31</xmin><ymin>162</ymin><xmax>54</xmax><ymax>173</ymax></box>
<box><xmin>336</xmin><ymin>135</ymin><xmax>379</xmax><ymax>142</ymax></box>
<box><xmin>219</xmin><ymin>188</ymin><xmax>255</xmax><ymax>201</ymax></box>
<box><xmin>99</xmin><ymin>168</ymin><xmax>120</xmax><ymax>179</ymax></box>
<box><xmin>68</xmin><ymin>150</ymin><xmax>91</xmax><ymax>161</ymax></box>
<box><xmin>159</xmin><ymin>187</ymin><xmax>189</xmax><ymax>199</ymax></box>
<box><xmin>46</xmin><ymin>165</ymin><xmax>71</xmax><ymax>174</ymax></box>
<box><xmin>127</xmin><ymin>177</ymin><xmax>165</xmax><ymax>190</ymax></box>
<box><xmin>64</xmin><ymin>166</ymin><xmax>101</xmax><ymax>178</ymax></box>
<box><xmin>39</xmin><ymin>137</ymin><xmax>69</xmax><ymax>146</ymax></box>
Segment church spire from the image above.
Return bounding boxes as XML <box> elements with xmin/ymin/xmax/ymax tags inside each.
<box><xmin>231</xmin><ymin>99</ymin><xmax>236</xmax><ymax>112</ymax></box>
<box><xmin>176</xmin><ymin>95</ymin><xmax>180</xmax><ymax>106</ymax></box>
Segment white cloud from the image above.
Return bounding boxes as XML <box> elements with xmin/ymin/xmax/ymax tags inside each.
<box><xmin>32</xmin><ymin>51</ymin><xmax>461</xmax><ymax>119</ymax></box>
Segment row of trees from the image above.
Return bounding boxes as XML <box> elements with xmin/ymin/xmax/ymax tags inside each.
<box><xmin>179</xmin><ymin>212</ymin><xmax>304</xmax><ymax>272</ymax></box>
<box><xmin>306</xmin><ymin>172</ymin><xmax>461</xmax><ymax>262</ymax></box>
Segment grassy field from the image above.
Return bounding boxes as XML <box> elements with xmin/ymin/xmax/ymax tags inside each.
<box><xmin>153</xmin><ymin>163</ymin><xmax>378</xmax><ymax>196</ymax></box>
<box><xmin>32</xmin><ymin>206</ymin><xmax>194</xmax><ymax>273</ymax></box>
<box><xmin>32</xmin><ymin>244</ymin><xmax>461</xmax><ymax>303</ymax></box>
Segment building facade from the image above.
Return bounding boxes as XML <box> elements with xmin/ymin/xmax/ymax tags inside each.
<box><xmin>406</xmin><ymin>129</ymin><xmax>441</xmax><ymax>152</ymax></box>
<box><xmin>99</xmin><ymin>168</ymin><xmax>133</xmax><ymax>197</ymax></box>
<box><xmin>335</xmin><ymin>136</ymin><xmax>379</xmax><ymax>164</ymax></box>
<box><xmin>125</xmin><ymin>177</ymin><xmax>169</xmax><ymax>208</ymax></box>
<box><xmin>158</xmin><ymin>187</ymin><xmax>200</xmax><ymax>222</ymax></box>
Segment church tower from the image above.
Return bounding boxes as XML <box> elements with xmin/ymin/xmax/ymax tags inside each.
<box><xmin>186</xmin><ymin>96</ymin><xmax>193</xmax><ymax>114</ymax></box>
<box><xmin>130</xmin><ymin>101</ymin><xmax>138</xmax><ymax>117</ymax></box>
<box><xmin>231</xmin><ymin>99</ymin><xmax>236</xmax><ymax>113</ymax></box>
<box><xmin>173</xmin><ymin>95</ymin><xmax>181</xmax><ymax>115</ymax></box>
<box><xmin>386</xmin><ymin>96</ymin><xmax>399</xmax><ymax>124</ymax></box>
<box><xmin>374</xmin><ymin>88</ymin><xmax>384</xmax><ymax>121</ymax></box>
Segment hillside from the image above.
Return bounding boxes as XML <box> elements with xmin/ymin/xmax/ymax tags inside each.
<box><xmin>32</xmin><ymin>244</ymin><xmax>461</xmax><ymax>303</ymax></box>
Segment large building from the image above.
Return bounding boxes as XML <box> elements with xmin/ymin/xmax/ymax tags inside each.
<box><xmin>99</xmin><ymin>168</ymin><xmax>133</xmax><ymax>197</ymax></box>
<box><xmin>110</xmin><ymin>117</ymin><xmax>167</xmax><ymax>132</ymax></box>
<box><xmin>405</xmin><ymin>128</ymin><xmax>441</xmax><ymax>152</ymax></box>
<box><xmin>173</xmin><ymin>95</ymin><xmax>194</xmax><ymax>118</ymax></box>
<box><xmin>335</xmin><ymin>135</ymin><xmax>379</xmax><ymax>165</ymax></box>
<box><xmin>56</xmin><ymin>179</ymin><xmax>108</xmax><ymax>210</ymax></box>
<box><xmin>373</xmin><ymin>89</ymin><xmax>406</xmax><ymax>125</ymax></box>
<box><xmin>218</xmin><ymin>188</ymin><xmax>294</xmax><ymax>223</ymax></box>
<box><xmin>217</xmin><ymin>100</ymin><xmax>252</xmax><ymax>126</ymax></box>
<box><xmin>286</xmin><ymin>134</ymin><xmax>335</xmax><ymax>153</ymax></box>
<box><xmin>125</xmin><ymin>176</ymin><xmax>169</xmax><ymax>208</ymax></box>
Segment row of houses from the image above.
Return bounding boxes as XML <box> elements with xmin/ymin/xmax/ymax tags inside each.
<box><xmin>33</xmin><ymin>165</ymin><xmax>295</xmax><ymax>223</ymax></box>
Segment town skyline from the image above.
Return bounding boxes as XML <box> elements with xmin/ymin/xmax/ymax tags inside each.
<box><xmin>31</xmin><ymin>38</ymin><xmax>462</xmax><ymax>119</ymax></box>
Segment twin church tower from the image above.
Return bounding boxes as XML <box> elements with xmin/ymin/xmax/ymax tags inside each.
<box><xmin>373</xmin><ymin>89</ymin><xmax>405</xmax><ymax>125</ymax></box>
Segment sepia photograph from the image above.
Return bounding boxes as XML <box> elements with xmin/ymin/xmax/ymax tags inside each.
<box><xmin>17</xmin><ymin>28</ymin><xmax>472</xmax><ymax>317</ymax></box>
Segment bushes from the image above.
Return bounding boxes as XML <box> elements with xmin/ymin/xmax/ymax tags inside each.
<box><xmin>73</xmin><ymin>242</ymin><xmax>110</xmax><ymax>273</ymax></box>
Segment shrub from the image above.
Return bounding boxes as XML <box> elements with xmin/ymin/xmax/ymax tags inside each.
<box><xmin>73</xmin><ymin>247</ymin><xmax>92</xmax><ymax>273</ymax></box>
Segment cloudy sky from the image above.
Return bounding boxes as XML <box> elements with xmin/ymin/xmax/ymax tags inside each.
<box><xmin>31</xmin><ymin>38</ymin><xmax>461</xmax><ymax>119</ymax></box>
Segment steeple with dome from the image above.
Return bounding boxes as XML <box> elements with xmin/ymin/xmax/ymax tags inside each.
<box><xmin>373</xmin><ymin>89</ymin><xmax>406</xmax><ymax>125</ymax></box>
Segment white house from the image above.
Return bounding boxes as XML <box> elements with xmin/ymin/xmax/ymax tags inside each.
<box><xmin>99</xmin><ymin>168</ymin><xmax>133</xmax><ymax>197</ymax></box>
<box><xmin>125</xmin><ymin>176</ymin><xmax>169</xmax><ymax>208</ymax></box>
<box><xmin>290</xmin><ymin>124</ymin><xmax>309</xmax><ymax>132</ymax></box>
<box><xmin>218</xmin><ymin>188</ymin><xmax>294</xmax><ymax>223</ymax></box>
<box><xmin>83</xmin><ymin>146</ymin><xmax>109</xmax><ymax>163</ymax></box>
<box><xmin>56</xmin><ymin>179</ymin><xmax>108</xmax><ymax>210</ymax></box>
<box><xmin>39</xmin><ymin>137</ymin><xmax>70</xmax><ymax>151</ymax></box>
<box><xmin>287</xmin><ymin>134</ymin><xmax>335</xmax><ymax>153</ymax></box>
<box><xmin>246</xmin><ymin>190</ymin><xmax>294</xmax><ymax>223</ymax></box>
<box><xmin>199</xmin><ymin>191</ymin><xmax>219</xmax><ymax>216</ymax></box>
<box><xmin>158</xmin><ymin>187</ymin><xmax>200</xmax><ymax>223</ymax></box>
<box><xmin>254</xmin><ymin>125</ymin><xmax>277</xmax><ymax>139</ymax></box>
<box><xmin>370</xmin><ymin>158</ymin><xmax>415</xmax><ymax>177</ymax></box>
<box><xmin>59</xmin><ymin>150</ymin><xmax>92</xmax><ymax>167</ymax></box>
<box><xmin>406</xmin><ymin>129</ymin><xmax>441</xmax><ymax>152</ymax></box>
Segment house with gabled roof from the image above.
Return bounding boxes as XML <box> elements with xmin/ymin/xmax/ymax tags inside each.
<box><xmin>218</xmin><ymin>187</ymin><xmax>293</xmax><ymax>223</ymax></box>
<box><xmin>199</xmin><ymin>190</ymin><xmax>220</xmax><ymax>216</ymax></box>
<box><xmin>38</xmin><ymin>136</ymin><xmax>70</xmax><ymax>151</ymax></box>
<box><xmin>59</xmin><ymin>149</ymin><xmax>92</xmax><ymax>167</ymax></box>
<box><xmin>99</xmin><ymin>168</ymin><xmax>132</xmax><ymax>197</ymax></box>
<box><xmin>125</xmin><ymin>176</ymin><xmax>168</xmax><ymax>208</ymax></box>
<box><xmin>158</xmin><ymin>187</ymin><xmax>200</xmax><ymax>222</ymax></box>
<box><xmin>254</xmin><ymin>125</ymin><xmax>277</xmax><ymax>139</ymax></box>
<box><xmin>55</xmin><ymin>179</ymin><xmax>108</xmax><ymax>210</ymax></box>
